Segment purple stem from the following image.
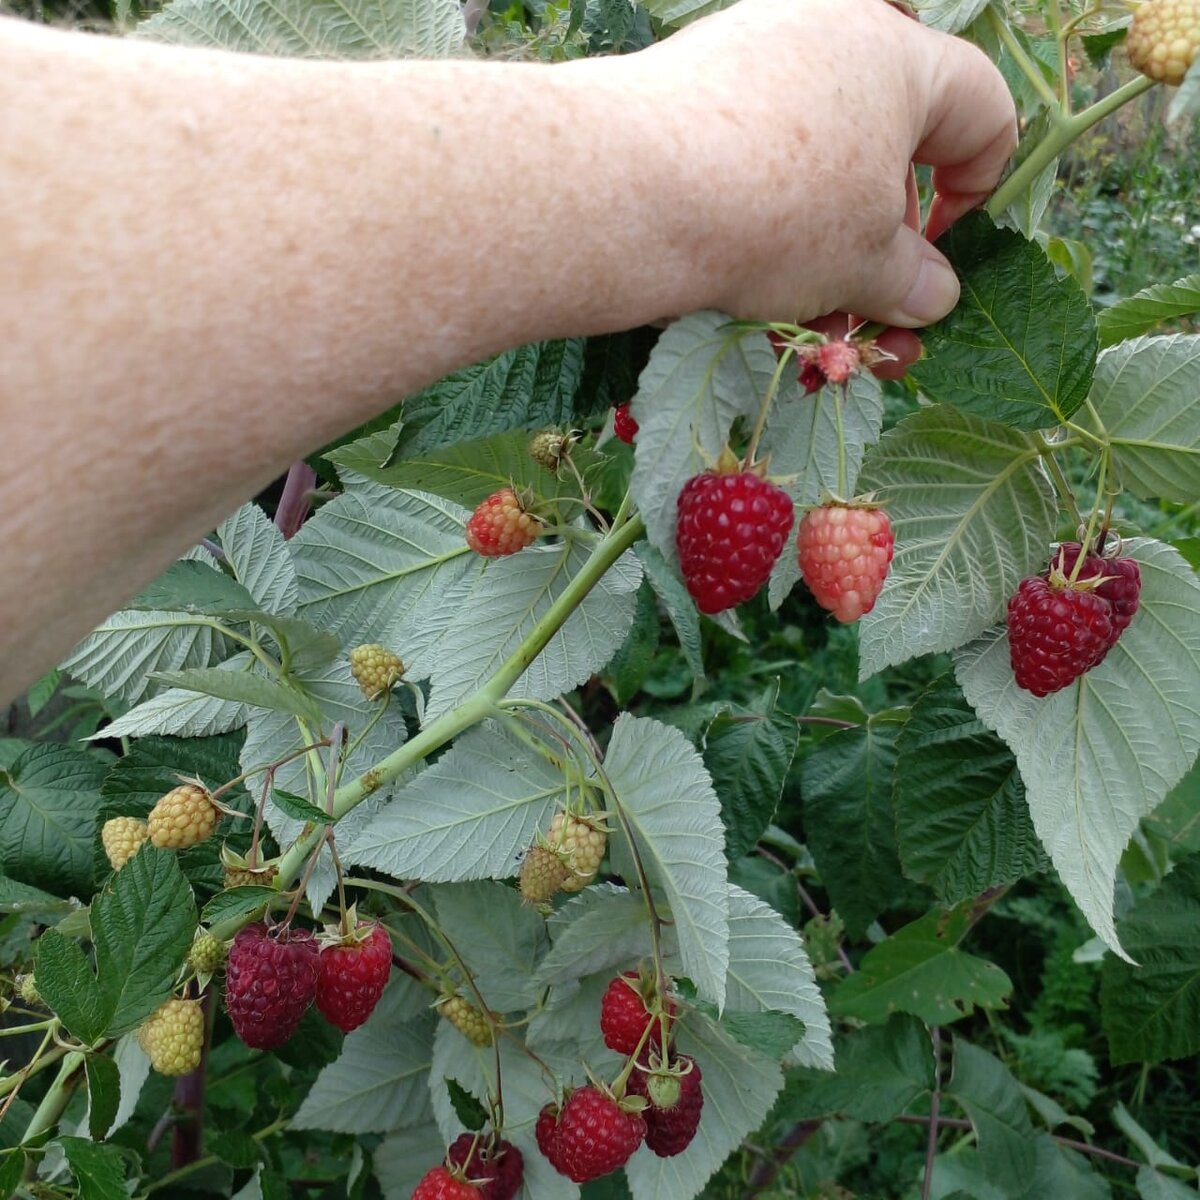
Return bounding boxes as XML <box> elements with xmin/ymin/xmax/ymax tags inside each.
<box><xmin>742</xmin><ymin>1120</ymin><xmax>822</xmax><ymax>1197</ymax></box>
<box><xmin>274</xmin><ymin>461</ymin><xmax>317</xmax><ymax>540</ymax></box>
<box><xmin>169</xmin><ymin>991</ymin><xmax>213</xmax><ymax>1170</ymax></box>
<box><xmin>921</xmin><ymin>1027</ymin><xmax>942</xmax><ymax>1200</ymax></box>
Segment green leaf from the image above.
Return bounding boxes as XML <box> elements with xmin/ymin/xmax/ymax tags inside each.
<box><xmin>151</xmin><ymin>666</ymin><xmax>323</xmax><ymax>724</ymax></box>
<box><xmin>801</xmin><ymin>713</ymin><xmax>907</xmax><ymax>938</ymax></box>
<box><xmin>34</xmin><ymin>928</ymin><xmax>110</xmax><ymax>1043</ymax></box>
<box><xmin>722</xmin><ymin>884</ymin><xmax>833</xmax><ymax>1070</ymax></box>
<box><xmin>606</xmin><ymin>580</ymin><xmax>661</xmax><ymax>706</ymax></box>
<box><xmin>26</xmin><ymin>668</ymin><xmax>60</xmax><ymax>717</ymax></box>
<box><xmin>432</xmin><ymin>881</ymin><xmax>548</xmax><ymax>1013</ymax></box>
<box><xmin>910</xmin><ymin>213</ymin><xmax>1097</xmax><ymax>430</ymax></box>
<box><xmin>411</xmin><ymin>538</ymin><xmax>642</xmax><ymax>722</ymax></box>
<box><xmin>221</xmin><ymin>611</ymin><xmax>341</xmax><ymax>676</ymax></box>
<box><xmin>957</xmin><ymin>539</ymin><xmax>1200</xmax><ymax>955</ymax></box>
<box><xmin>85</xmin><ymin>1053</ymin><xmax>121</xmax><ymax>1141</ymax></box>
<box><xmin>830</xmin><ymin>905</ymin><xmax>1013</xmax><ymax>1025</ymax></box>
<box><xmin>0</xmin><ymin>1152</ymin><xmax>24</xmax><ymax>1196</ymax></box>
<box><xmin>329</xmin><ymin>427</ymin><xmax>596</xmax><ymax>509</ymax></box>
<box><xmin>216</xmin><ymin>504</ymin><xmax>299</xmax><ymax>616</ymax></box>
<box><xmin>375</xmin><ymin>1125</ymin><xmax>452</xmax><ymax>1200</ymax></box>
<box><xmin>764</xmin><ymin>371</ymin><xmax>885</xmax><ymax>608</ymax></box>
<box><xmin>946</xmin><ymin>1039</ymin><xmax>1038</xmax><ymax>1196</ymax></box>
<box><xmin>534</xmin><ymin>886</ymin><xmax>656</xmax><ymax>988</ymax></box>
<box><xmin>623</xmin><ymin>1012</ymin><xmax>784</xmax><ymax>1200</ymax></box>
<box><xmin>208</xmin><ymin>1131</ymin><xmax>262</xmax><ymax>1170</ymax></box>
<box><xmin>913</xmin><ymin>0</ymin><xmax>990</xmax><ymax>33</ymax></box>
<box><xmin>1084</xmin><ymin>334</ymin><xmax>1200</xmax><ymax>503</ymax></box>
<box><xmin>778</xmin><ymin>1014</ymin><xmax>933</xmax><ymax>1122</ymax></box>
<box><xmin>1100</xmin><ymin>855</ymin><xmax>1200</xmax><ymax>1065</ymax></box>
<box><xmin>605</xmin><ymin>715</ymin><xmax>730</xmax><ymax>1006</ymax></box>
<box><xmin>292</xmin><ymin>995</ymin><xmax>436</xmax><ymax>1134</ymax></box>
<box><xmin>856</xmin><ymin>405</ymin><xmax>1057</xmax><ymax>677</ymax></box>
<box><xmin>0</xmin><ymin>874</ymin><xmax>74</xmax><ymax>914</ymax></box>
<box><xmin>634</xmin><ymin>541</ymin><xmax>705</xmax><ymax>685</ymax></box>
<box><xmin>343</xmin><ymin>721</ymin><xmax>567</xmax><ymax>882</ymax></box>
<box><xmin>270</xmin><ymin>789</ymin><xmax>334</xmax><ymax>825</ymax></box>
<box><xmin>703</xmin><ymin>684</ymin><xmax>801</xmax><ymax>860</ymax></box>
<box><xmin>59</xmin><ymin>1136</ymin><xmax>128</xmax><ymax>1200</ymax></box>
<box><xmin>389</xmin><ymin>339</ymin><xmax>586</xmax><ymax>458</ymax></box>
<box><xmin>139</xmin><ymin>0</ymin><xmax>465</xmax><ymax>56</ymax></box>
<box><xmin>293</xmin><ymin>482</ymin><xmax>478</xmax><ymax>655</ymax></box>
<box><xmin>1112</xmin><ymin>1102</ymin><xmax>1192</xmax><ymax>1173</ymax></box>
<box><xmin>445</xmin><ymin>1078</ymin><xmax>489</xmax><ymax>1132</ymax></box>
<box><xmin>1136</xmin><ymin>1167</ymin><xmax>1199</xmax><ymax>1200</ymax></box>
<box><xmin>201</xmin><ymin>885</ymin><xmax>275</xmax><ymax>926</ymax></box>
<box><xmin>0</xmin><ymin>743</ymin><xmax>106</xmax><ymax>898</ymax></box>
<box><xmin>638</xmin><ymin>0</ymin><xmax>734</xmax><ymax>27</ymax></box>
<box><xmin>93</xmin><ymin>846</ymin><xmax>196</xmax><ymax>1036</ymax></box>
<box><xmin>128</xmin><ymin>560</ymin><xmax>258</xmax><ymax>616</ymax></box>
<box><xmin>894</xmin><ymin>675</ymin><xmax>1044</xmax><ymax>903</ymax></box>
<box><xmin>698</xmin><ymin>1009</ymin><xmax>805</xmax><ymax>1058</ymax></box>
<box><xmin>628</xmin><ymin>314</ymin><xmax>775</xmax><ymax>569</ymax></box>
<box><xmin>1097</xmin><ymin>275</ymin><xmax>1200</xmax><ymax>346</ymax></box>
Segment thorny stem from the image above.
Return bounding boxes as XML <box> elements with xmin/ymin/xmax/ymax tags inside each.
<box><xmin>741</xmin><ymin>1120</ymin><xmax>822</xmax><ymax>1197</ymax></box>
<box><xmin>921</xmin><ymin>1027</ymin><xmax>943</xmax><ymax>1200</ymax></box>
<box><xmin>274</xmin><ymin>461</ymin><xmax>318</xmax><ymax>540</ymax></box>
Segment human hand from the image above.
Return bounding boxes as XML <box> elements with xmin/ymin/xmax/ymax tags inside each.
<box><xmin>622</xmin><ymin>0</ymin><xmax>1017</xmax><ymax>331</ymax></box>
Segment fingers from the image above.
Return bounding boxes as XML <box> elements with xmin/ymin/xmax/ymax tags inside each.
<box><xmin>842</xmin><ymin>222</ymin><xmax>960</xmax><ymax>329</ymax></box>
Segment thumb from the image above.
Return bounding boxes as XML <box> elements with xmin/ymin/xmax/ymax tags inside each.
<box><xmin>847</xmin><ymin>223</ymin><xmax>960</xmax><ymax>329</ymax></box>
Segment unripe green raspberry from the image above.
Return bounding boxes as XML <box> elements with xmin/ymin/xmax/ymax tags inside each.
<box><xmin>148</xmin><ymin>784</ymin><xmax>218</xmax><ymax>850</ymax></box>
<box><xmin>223</xmin><ymin>863</ymin><xmax>278</xmax><ymax>889</ymax></box>
<box><xmin>528</xmin><ymin>429</ymin><xmax>574</xmax><ymax>472</ymax></box>
<box><xmin>1127</xmin><ymin>0</ymin><xmax>1200</xmax><ymax>84</ymax></box>
<box><xmin>188</xmin><ymin>931</ymin><xmax>227</xmax><ymax>975</ymax></box>
<box><xmin>519</xmin><ymin>844</ymin><xmax>571</xmax><ymax>904</ymax></box>
<box><xmin>548</xmin><ymin>812</ymin><xmax>607</xmax><ymax>893</ymax></box>
<box><xmin>348</xmin><ymin>643</ymin><xmax>405</xmax><ymax>700</ymax></box>
<box><xmin>137</xmin><ymin>998</ymin><xmax>205</xmax><ymax>1076</ymax></box>
<box><xmin>436</xmin><ymin>993</ymin><xmax>493</xmax><ymax>1046</ymax></box>
<box><xmin>101</xmin><ymin>816</ymin><xmax>149</xmax><ymax>871</ymax></box>
<box><xmin>16</xmin><ymin>974</ymin><xmax>40</xmax><ymax>1006</ymax></box>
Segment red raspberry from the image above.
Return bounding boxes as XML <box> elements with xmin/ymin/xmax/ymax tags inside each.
<box><xmin>815</xmin><ymin>340</ymin><xmax>862</xmax><ymax>384</ymax></box>
<box><xmin>1052</xmin><ymin>543</ymin><xmax>1141</xmax><ymax>641</ymax></box>
<box><xmin>465</xmin><ymin>488</ymin><xmax>541</xmax><ymax>557</ymax></box>
<box><xmin>315</xmin><ymin>921</ymin><xmax>392</xmax><ymax>1032</ymax></box>
<box><xmin>798</xmin><ymin>360</ymin><xmax>826</xmax><ymax>394</ymax></box>
<box><xmin>412</xmin><ymin>1165</ymin><xmax>481</xmax><ymax>1200</ymax></box>
<box><xmin>797</xmin><ymin>503</ymin><xmax>894</xmax><ymax>623</ymax></box>
<box><xmin>447</xmin><ymin>1134</ymin><xmax>524</xmax><ymax>1200</ymax></box>
<box><xmin>599</xmin><ymin>971</ymin><xmax>675</xmax><ymax>1056</ymax></box>
<box><xmin>537</xmin><ymin>1087</ymin><xmax>646</xmax><ymax>1183</ymax></box>
<box><xmin>225</xmin><ymin>922</ymin><xmax>319</xmax><ymax>1050</ymax></box>
<box><xmin>675</xmin><ymin>471</ymin><xmax>794</xmax><ymax>614</ymax></box>
<box><xmin>535</xmin><ymin>1102</ymin><xmax>562</xmax><ymax>1165</ymax></box>
<box><xmin>627</xmin><ymin>1055</ymin><xmax>704</xmax><ymax>1157</ymax></box>
<box><xmin>1007</xmin><ymin>576</ymin><xmax>1115</xmax><ymax>697</ymax></box>
<box><xmin>613</xmin><ymin>404</ymin><xmax>639</xmax><ymax>445</ymax></box>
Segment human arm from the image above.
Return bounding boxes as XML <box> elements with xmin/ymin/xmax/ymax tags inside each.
<box><xmin>0</xmin><ymin>0</ymin><xmax>1016</xmax><ymax>702</ymax></box>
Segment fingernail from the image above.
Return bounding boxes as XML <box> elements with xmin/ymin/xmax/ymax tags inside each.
<box><xmin>900</xmin><ymin>256</ymin><xmax>960</xmax><ymax>326</ymax></box>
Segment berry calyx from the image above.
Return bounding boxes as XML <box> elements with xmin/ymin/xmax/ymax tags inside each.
<box><xmin>16</xmin><ymin>974</ymin><xmax>41</xmax><ymax>1007</ymax></box>
<box><xmin>675</xmin><ymin>469</ymin><xmax>795</xmax><ymax>614</ymax></box>
<box><xmin>465</xmin><ymin>488</ymin><xmax>541</xmax><ymax>557</ymax></box>
<box><xmin>412</xmin><ymin>1164</ymin><xmax>482</xmax><ymax>1200</ymax></box>
<box><xmin>519</xmin><ymin>843</ymin><xmax>571</xmax><ymax>905</ymax></box>
<box><xmin>315</xmin><ymin>920</ymin><xmax>392</xmax><ymax>1032</ymax></box>
<box><xmin>137</xmin><ymin>998</ymin><xmax>205</xmax><ymax>1077</ymax></box>
<box><xmin>537</xmin><ymin>1086</ymin><xmax>646</xmax><ymax>1183</ymax></box>
<box><xmin>599</xmin><ymin>970</ymin><xmax>676</xmax><ymax>1056</ymax></box>
<box><xmin>188</xmin><ymin>930</ymin><xmax>227</xmax><ymax>977</ymax></box>
<box><xmin>1126</xmin><ymin>0</ymin><xmax>1200</xmax><ymax>85</ymax></box>
<box><xmin>101</xmin><ymin>816</ymin><xmax>149</xmax><ymax>871</ymax></box>
<box><xmin>148</xmin><ymin>782</ymin><xmax>219</xmax><ymax>850</ymax></box>
<box><xmin>547</xmin><ymin>811</ymin><xmax>607</xmax><ymax>893</ymax></box>
<box><xmin>627</xmin><ymin>1054</ymin><xmax>704</xmax><ymax>1157</ymax></box>
<box><xmin>797</xmin><ymin>503</ymin><xmax>894</xmax><ymax>623</ymax></box>
<box><xmin>613</xmin><ymin>404</ymin><xmax>639</xmax><ymax>445</ymax></box>
<box><xmin>348</xmin><ymin>643</ymin><xmax>405</xmax><ymax>700</ymax></box>
<box><xmin>225</xmin><ymin>922</ymin><xmax>319</xmax><ymax>1050</ymax></box>
<box><xmin>1007</xmin><ymin>574</ymin><xmax>1115</xmax><ymax>697</ymax></box>
<box><xmin>437</xmin><ymin>993</ymin><xmax>493</xmax><ymax>1046</ymax></box>
<box><xmin>446</xmin><ymin>1133</ymin><xmax>524</xmax><ymax>1200</ymax></box>
<box><xmin>220</xmin><ymin>846</ymin><xmax>278</xmax><ymax>890</ymax></box>
<box><xmin>815</xmin><ymin>340</ymin><xmax>862</xmax><ymax>385</ymax></box>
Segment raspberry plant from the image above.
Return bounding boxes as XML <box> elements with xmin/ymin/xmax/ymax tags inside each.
<box><xmin>2</xmin><ymin>1</ymin><xmax>1200</xmax><ymax>1198</ymax></box>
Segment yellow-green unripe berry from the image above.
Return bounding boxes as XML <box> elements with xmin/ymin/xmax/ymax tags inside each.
<box><xmin>1127</xmin><ymin>0</ymin><xmax>1200</xmax><ymax>85</ymax></box>
<box><xmin>137</xmin><ymin>998</ymin><xmax>205</xmax><ymax>1076</ymax></box>
<box><xmin>436</xmin><ymin>993</ymin><xmax>493</xmax><ymax>1046</ymax></box>
<box><xmin>148</xmin><ymin>784</ymin><xmax>218</xmax><ymax>850</ymax></box>
<box><xmin>348</xmin><ymin>644</ymin><xmax>405</xmax><ymax>700</ymax></box>
<box><xmin>188</xmin><ymin>931</ymin><xmax>226</xmax><ymax>975</ymax></box>
<box><xmin>548</xmin><ymin>812</ymin><xmax>607</xmax><ymax>893</ymax></box>
<box><xmin>101</xmin><ymin>816</ymin><xmax>149</xmax><ymax>871</ymax></box>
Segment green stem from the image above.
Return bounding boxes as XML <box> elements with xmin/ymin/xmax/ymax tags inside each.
<box><xmin>21</xmin><ymin>1051</ymin><xmax>84</xmax><ymax>1174</ymax></box>
<box><xmin>1037</xmin><ymin>441</ymin><xmax>1084</xmax><ymax>530</ymax></box>
<box><xmin>987</xmin><ymin>75</ymin><xmax>1155</xmax><ymax>219</ymax></box>
<box><xmin>141</xmin><ymin>1117</ymin><xmax>288</xmax><ymax>1195</ymax></box>
<box><xmin>744</xmin><ymin>346</ymin><xmax>792</xmax><ymax>466</ymax></box>
<box><xmin>988</xmin><ymin>6</ymin><xmax>1061</xmax><ymax>112</ymax></box>
<box><xmin>833</xmin><ymin>394</ymin><xmax>848</xmax><ymax>499</ymax></box>
<box><xmin>275</xmin><ymin>514</ymin><xmax>645</xmax><ymax>889</ymax></box>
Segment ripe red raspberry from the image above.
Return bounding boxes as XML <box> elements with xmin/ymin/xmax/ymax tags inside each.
<box><xmin>797</xmin><ymin>503</ymin><xmax>894</xmax><ymax>623</ymax></box>
<box><xmin>537</xmin><ymin>1087</ymin><xmax>646</xmax><ymax>1183</ymax></box>
<box><xmin>465</xmin><ymin>488</ymin><xmax>541</xmax><ymax>557</ymax></box>
<box><xmin>315</xmin><ymin>921</ymin><xmax>391</xmax><ymax>1032</ymax></box>
<box><xmin>613</xmin><ymin>404</ymin><xmax>639</xmax><ymax>445</ymax></box>
<box><xmin>599</xmin><ymin>971</ymin><xmax>675</xmax><ymax>1056</ymax></box>
<box><xmin>815</xmin><ymin>340</ymin><xmax>862</xmax><ymax>384</ymax></box>
<box><xmin>799</xmin><ymin>360</ymin><xmax>826</xmax><ymax>394</ymax></box>
<box><xmin>627</xmin><ymin>1055</ymin><xmax>704</xmax><ymax>1157</ymax></box>
<box><xmin>412</xmin><ymin>1165</ymin><xmax>482</xmax><ymax>1200</ymax></box>
<box><xmin>675</xmin><ymin>471</ymin><xmax>794</xmax><ymax>614</ymax></box>
<box><xmin>225</xmin><ymin>922</ymin><xmax>319</xmax><ymax>1050</ymax></box>
<box><xmin>535</xmin><ymin>1102</ymin><xmax>561</xmax><ymax>1164</ymax></box>
<box><xmin>447</xmin><ymin>1134</ymin><xmax>524</xmax><ymax>1200</ymax></box>
<box><xmin>1007</xmin><ymin>576</ymin><xmax>1115</xmax><ymax>697</ymax></box>
<box><xmin>1052</xmin><ymin>544</ymin><xmax>1141</xmax><ymax>642</ymax></box>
